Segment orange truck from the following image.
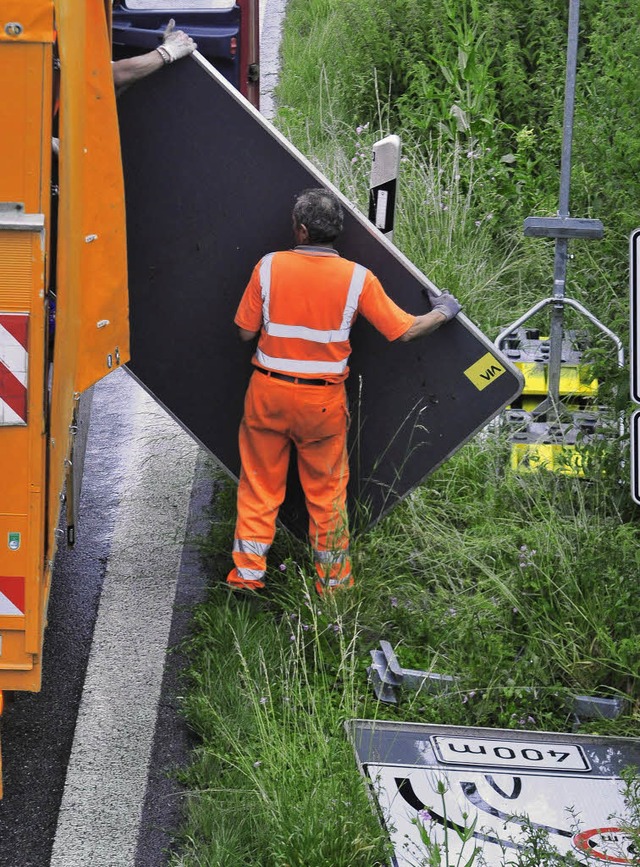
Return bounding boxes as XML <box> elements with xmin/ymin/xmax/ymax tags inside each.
<box><xmin>0</xmin><ymin>0</ymin><xmax>259</xmax><ymax>795</ymax></box>
<box><xmin>0</xmin><ymin>0</ymin><xmax>129</xmax><ymax>733</ymax></box>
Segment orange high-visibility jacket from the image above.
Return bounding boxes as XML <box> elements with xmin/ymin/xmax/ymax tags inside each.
<box><xmin>235</xmin><ymin>248</ymin><xmax>414</xmax><ymax>383</ymax></box>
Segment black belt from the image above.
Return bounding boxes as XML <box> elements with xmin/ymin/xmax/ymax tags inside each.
<box><xmin>254</xmin><ymin>367</ymin><xmax>333</xmax><ymax>386</ymax></box>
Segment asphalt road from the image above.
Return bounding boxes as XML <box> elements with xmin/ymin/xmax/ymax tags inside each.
<box><xmin>0</xmin><ymin>371</ymin><xmax>213</xmax><ymax>867</ymax></box>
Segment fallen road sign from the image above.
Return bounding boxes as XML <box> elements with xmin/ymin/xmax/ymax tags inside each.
<box><xmin>349</xmin><ymin>720</ymin><xmax>640</xmax><ymax>866</ymax></box>
<box><xmin>117</xmin><ymin>54</ymin><xmax>523</xmax><ymax>535</ymax></box>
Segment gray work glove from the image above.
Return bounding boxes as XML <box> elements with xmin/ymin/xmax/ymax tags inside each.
<box><xmin>431</xmin><ymin>292</ymin><xmax>461</xmax><ymax>321</ymax></box>
<box><xmin>161</xmin><ymin>19</ymin><xmax>197</xmax><ymax>62</ymax></box>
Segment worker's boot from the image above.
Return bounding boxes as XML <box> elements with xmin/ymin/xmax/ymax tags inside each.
<box><xmin>226</xmin><ymin>568</ymin><xmax>265</xmax><ymax>591</ymax></box>
<box><xmin>314</xmin><ymin>547</ymin><xmax>353</xmax><ymax>596</ymax></box>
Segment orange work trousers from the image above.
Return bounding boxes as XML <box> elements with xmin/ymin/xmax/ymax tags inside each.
<box><xmin>231</xmin><ymin>370</ymin><xmax>352</xmax><ymax>590</ymax></box>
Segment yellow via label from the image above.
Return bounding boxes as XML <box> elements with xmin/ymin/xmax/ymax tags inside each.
<box><xmin>464</xmin><ymin>352</ymin><xmax>506</xmax><ymax>391</ymax></box>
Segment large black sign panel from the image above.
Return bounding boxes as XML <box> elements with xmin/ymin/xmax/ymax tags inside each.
<box><xmin>117</xmin><ymin>54</ymin><xmax>523</xmax><ymax>535</ymax></box>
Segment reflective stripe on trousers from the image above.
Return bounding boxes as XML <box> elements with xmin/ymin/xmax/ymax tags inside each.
<box><xmin>232</xmin><ymin>538</ymin><xmax>271</xmax><ymax>582</ymax></box>
<box><xmin>313</xmin><ymin>546</ymin><xmax>352</xmax><ymax>588</ymax></box>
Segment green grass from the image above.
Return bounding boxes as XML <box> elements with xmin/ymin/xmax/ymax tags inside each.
<box><xmin>173</xmin><ymin>594</ymin><xmax>391</xmax><ymax>866</ymax></box>
<box><xmin>173</xmin><ymin>435</ymin><xmax>640</xmax><ymax>864</ymax></box>
<box><xmin>171</xmin><ymin>1</ymin><xmax>640</xmax><ymax>863</ymax></box>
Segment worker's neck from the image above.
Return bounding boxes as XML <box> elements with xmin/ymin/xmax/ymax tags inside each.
<box><xmin>293</xmin><ymin>243</ymin><xmax>338</xmax><ymax>256</ymax></box>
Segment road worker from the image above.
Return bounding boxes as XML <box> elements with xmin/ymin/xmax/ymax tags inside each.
<box><xmin>227</xmin><ymin>188</ymin><xmax>461</xmax><ymax>596</ymax></box>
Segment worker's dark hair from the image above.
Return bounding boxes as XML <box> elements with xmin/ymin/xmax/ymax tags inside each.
<box><xmin>293</xmin><ymin>188</ymin><xmax>344</xmax><ymax>244</ymax></box>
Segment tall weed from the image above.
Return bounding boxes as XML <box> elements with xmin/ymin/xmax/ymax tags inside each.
<box><xmin>175</xmin><ymin>592</ymin><xmax>391</xmax><ymax>866</ymax></box>
<box><xmin>276</xmin><ymin>0</ymin><xmax>640</xmax><ymax>315</ymax></box>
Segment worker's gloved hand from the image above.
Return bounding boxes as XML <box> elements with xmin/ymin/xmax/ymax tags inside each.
<box><xmin>161</xmin><ymin>19</ymin><xmax>197</xmax><ymax>62</ymax></box>
<box><xmin>431</xmin><ymin>293</ymin><xmax>461</xmax><ymax>321</ymax></box>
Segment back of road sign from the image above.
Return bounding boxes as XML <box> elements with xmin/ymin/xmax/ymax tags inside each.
<box><xmin>631</xmin><ymin>229</ymin><xmax>640</xmax><ymax>405</ymax></box>
<box><xmin>630</xmin><ymin>230</ymin><xmax>640</xmax><ymax>504</ymax></box>
<box><xmin>117</xmin><ymin>54</ymin><xmax>523</xmax><ymax>535</ymax></box>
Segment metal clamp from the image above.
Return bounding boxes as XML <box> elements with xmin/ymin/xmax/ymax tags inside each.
<box><xmin>368</xmin><ymin>640</ymin><xmax>458</xmax><ymax>704</ymax></box>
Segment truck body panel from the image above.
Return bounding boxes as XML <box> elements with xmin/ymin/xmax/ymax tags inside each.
<box><xmin>0</xmin><ymin>0</ymin><xmax>129</xmax><ymax>696</ymax></box>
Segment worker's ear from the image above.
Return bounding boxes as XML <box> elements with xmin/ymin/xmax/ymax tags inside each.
<box><xmin>297</xmin><ymin>223</ymin><xmax>310</xmax><ymax>243</ymax></box>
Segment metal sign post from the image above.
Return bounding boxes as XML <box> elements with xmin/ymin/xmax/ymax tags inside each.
<box><xmin>520</xmin><ymin>0</ymin><xmax>604</xmax><ymax>422</ymax></box>
<box><xmin>547</xmin><ymin>0</ymin><xmax>580</xmax><ymax>417</ymax></box>
<box><xmin>495</xmin><ymin>0</ymin><xmax>624</xmax><ymax>475</ymax></box>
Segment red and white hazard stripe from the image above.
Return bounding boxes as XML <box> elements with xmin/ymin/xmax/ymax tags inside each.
<box><xmin>0</xmin><ymin>576</ymin><xmax>25</xmax><ymax>617</ymax></box>
<box><xmin>0</xmin><ymin>313</ymin><xmax>29</xmax><ymax>426</ymax></box>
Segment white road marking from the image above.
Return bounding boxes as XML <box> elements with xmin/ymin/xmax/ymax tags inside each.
<box><xmin>50</xmin><ymin>372</ymin><xmax>199</xmax><ymax>865</ymax></box>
